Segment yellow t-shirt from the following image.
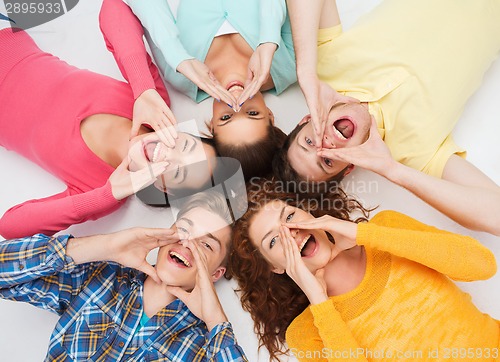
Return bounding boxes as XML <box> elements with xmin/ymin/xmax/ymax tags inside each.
<box><xmin>316</xmin><ymin>0</ymin><xmax>500</xmax><ymax>177</ymax></box>
<box><xmin>286</xmin><ymin>211</ymin><xmax>499</xmax><ymax>361</ymax></box>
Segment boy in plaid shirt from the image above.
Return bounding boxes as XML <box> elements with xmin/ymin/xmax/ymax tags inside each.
<box><xmin>0</xmin><ymin>190</ymin><xmax>247</xmax><ymax>361</ymax></box>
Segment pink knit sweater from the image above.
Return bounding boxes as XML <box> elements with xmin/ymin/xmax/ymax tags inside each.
<box><xmin>0</xmin><ymin>3</ymin><xmax>169</xmax><ymax>239</ymax></box>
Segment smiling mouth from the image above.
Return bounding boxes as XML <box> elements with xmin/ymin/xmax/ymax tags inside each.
<box><xmin>143</xmin><ymin>141</ymin><xmax>165</xmax><ymax>163</ymax></box>
<box><xmin>298</xmin><ymin>235</ymin><xmax>317</xmax><ymax>257</ymax></box>
<box><xmin>333</xmin><ymin>119</ymin><xmax>355</xmax><ymax>140</ymax></box>
<box><xmin>226</xmin><ymin>81</ymin><xmax>245</xmax><ymax>92</ymax></box>
<box><xmin>169</xmin><ymin>251</ymin><xmax>192</xmax><ymax>268</ymax></box>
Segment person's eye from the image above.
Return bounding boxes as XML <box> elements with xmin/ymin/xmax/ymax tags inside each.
<box><xmin>305</xmin><ymin>137</ymin><xmax>314</xmax><ymax>146</ymax></box>
<box><xmin>182</xmin><ymin>139</ymin><xmax>188</xmax><ymax>152</ymax></box>
<box><xmin>286</xmin><ymin>212</ymin><xmax>295</xmax><ymax>222</ymax></box>
<box><xmin>177</xmin><ymin>227</ymin><xmax>189</xmax><ymax>238</ymax></box>
<box><xmin>202</xmin><ymin>242</ymin><xmax>213</xmax><ymax>251</ymax></box>
<box><xmin>270</xmin><ymin>236</ymin><xmax>278</xmax><ymax>249</ymax></box>
<box><xmin>220</xmin><ymin>114</ymin><xmax>232</xmax><ymax>121</ymax></box>
<box><xmin>323</xmin><ymin>157</ymin><xmax>333</xmax><ymax>167</ymax></box>
<box><xmin>248</xmin><ymin>111</ymin><xmax>259</xmax><ymax>116</ymax></box>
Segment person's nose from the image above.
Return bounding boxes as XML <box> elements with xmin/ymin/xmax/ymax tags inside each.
<box><xmin>322</xmin><ymin>135</ymin><xmax>335</xmax><ymax>149</ymax></box>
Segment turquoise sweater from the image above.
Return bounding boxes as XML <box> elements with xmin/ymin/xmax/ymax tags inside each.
<box><xmin>126</xmin><ymin>0</ymin><xmax>297</xmax><ymax>102</ymax></box>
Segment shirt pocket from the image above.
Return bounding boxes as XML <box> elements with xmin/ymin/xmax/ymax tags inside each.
<box><xmin>61</xmin><ymin>304</ymin><xmax>117</xmax><ymax>361</ymax></box>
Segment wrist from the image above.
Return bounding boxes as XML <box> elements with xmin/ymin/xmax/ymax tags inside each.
<box><xmin>307</xmin><ymin>291</ymin><xmax>329</xmax><ymax>305</ymax></box>
<box><xmin>384</xmin><ymin>160</ymin><xmax>408</xmax><ymax>184</ymax></box>
<box><xmin>204</xmin><ymin>311</ymin><xmax>228</xmax><ymax>331</ymax></box>
<box><xmin>297</xmin><ymin>68</ymin><xmax>318</xmax><ymax>83</ymax></box>
<box><xmin>66</xmin><ymin>234</ymin><xmax>109</xmax><ymax>265</ymax></box>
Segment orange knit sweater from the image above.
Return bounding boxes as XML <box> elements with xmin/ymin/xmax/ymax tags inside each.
<box><xmin>286</xmin><ymin>211</ymin><xmax>499</xmax><ymax>361</ymax></box>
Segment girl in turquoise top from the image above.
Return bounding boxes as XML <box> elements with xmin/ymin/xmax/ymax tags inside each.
<box><xmin>109</xmin><ymin>0</ymin><xmax>297</xmax><ymax>180</ymax></box>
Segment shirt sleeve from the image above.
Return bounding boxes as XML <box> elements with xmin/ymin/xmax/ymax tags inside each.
<box><xmin>125</xmin><ymin>0</ymin><xmax>194</xmax><ymax>72</ymax></box>
<box><xmin>204</xmin><ymin>322</ymin><xmax>248</xmax><ymax>361</ymax></box>
<box><xmin>258</xmin><ymin>0</ymin><xmax>286</xmax><ymax>46</ymax></box>
<box><xmin>0</xmin><ymin>234</ymin><xmax>97</xmax><ymax>315</ymax></box>
<box><xmin>0</xmin><ymin>182</ymin><xmax>122</xmax><ymax>239</ymax></box>
<box><xmin>99</xmin><ymin>0</ymin><xmax>170</xmax><ymax>102</ymax></box>
<box><xmin>356</xmin><ymin>210</ymin><xmax>497</xmax><ymax>282</ymax></box>
<box><xmin>286</xmin><ymin>300</ymin><xmax>367</xmax><ymax>362</ymax></box>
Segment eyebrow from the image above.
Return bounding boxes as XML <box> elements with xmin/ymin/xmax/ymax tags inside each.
<box><xmin>260</xmin><ymin>204</ymin><xmax>286</xmax><ymax>246</ymax></box>
<box><xmin>189</xmin><ymin>138</ymin><xmax>196</xmax><ymax>153</ymax></box>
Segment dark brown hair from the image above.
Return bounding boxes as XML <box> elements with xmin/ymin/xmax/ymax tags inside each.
<box><xmin>227</xmin><ymin>178</ymin><xmax>370</xmax><ymax>360</ymax></box>
<box><xmin>215</xmin><ymin>124</ymin><xmax>287</xmax><ymax>181</ymax></box>
<box><xmin>273</xmin><ymin>123</ymin><xmax>348</xmax><ymax>186</ymax></box>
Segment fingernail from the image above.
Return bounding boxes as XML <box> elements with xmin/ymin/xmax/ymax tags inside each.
<box><xmin>239</xmin><ymin>102</ymin><xmax>244</xmax><ymax>107</ymax></box>
<box><xmin>216</xmin><ymin>98</ymin><xmax>221</xmax><ymax>103</ymax></box>
<box><xmin>227</xmin><ymin>103</ymin><xmax>233</xmax><ymax>109</ymax></box>
<box><xmin>249</xmin><ymin>95</ymin><xmax>253</xmax><ymax>100</ymax></box>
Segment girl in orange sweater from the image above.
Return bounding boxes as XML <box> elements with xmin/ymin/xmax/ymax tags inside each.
<box><xmin>229</xmin><ymin>179</ymin><xmax>499</xmax><ymax>361</ymax></box>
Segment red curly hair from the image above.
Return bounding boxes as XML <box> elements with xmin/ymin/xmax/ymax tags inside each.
<box><xmin>227</xmin><ymin>178</ymin><xmax>371</xmax><ymax>360</ymax></box>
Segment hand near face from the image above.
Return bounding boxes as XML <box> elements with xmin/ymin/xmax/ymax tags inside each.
<box><xmin>166</xmin><ymin>240</ymin><xmax>228</xmax><ymax>331</ymax></box>
<box><xmin>298</xmin><ymin>75</ymin><xmax>359</xmax><ymax>146</ymax></box>
<box><xmin>237</xmin><ymin>42</ymin><xmax>278</xmax><ymax>110</ymax></box>
<box><xmin>67</xmin><ymin>227</ymin><xmax>179</xmax><ymax>284</ymax></box>
<box><xmin>177</xmin><ymin>59</ymin><xmax>238</xmax><ymax>109</ymax></box>
<box><xmin>132</xmin><ymin>89</ymin><xmax>178</xmax><ymax>148</ymax></box>
<box><xmin>317</xmin><ymin>116</ymin><xmax>397</xmax><ymax>177</ymax></box>
<box><xmin>279</xmin><ymin>225</ymin><xmax>328</xmax><ymax>305</ymax></box>
<box><xmin>109</xmin><ymin>156</ymin><xmax>169</xmax><ymax>200</ymax></box>
<box><xmin>108</xmin><ymin>228</ymin><xmax>180</xmax><ymax>284</ymax></box>
<box><xmin>285</xmin><ymin>215</ymin><xmax>357</xmax><ymax>252</ymax></box>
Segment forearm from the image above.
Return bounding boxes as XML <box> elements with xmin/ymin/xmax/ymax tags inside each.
<box><xmin>287</xmin><ymin>300</ymin><xmax>366</xmax><ymax>362</ymax></box>
<box><xmin>358</xmin><ymin>211</ymin><xmax>497</xmax><ymax>281</ymax></box>
<box><xmin>386</xmin><ymin>160</ymin><xmax>500</xmax><ymax>236</ymax></box>
<box><xmin>205</xmin><ymin>322</ymin><xmax>248</xmax><ymax>361</ymax></box>
<box><xmin>259</xmin><ymin>0</ymin><xmax>286</xmax><ymax>46</ymax></box>
<box><xmin>126</xmin><ymin>0</ymin><xmax>193</xmax><ymax>71</ymax></box>
<box><xmin>65</xmin><ymin>234</ymin><xmax>113</xmax><ymax>265</ymax></box>
<box><xmin>99</xmin><ymin>0</ymin><xmax>156</xmax><ymax>99</ymax></box>
<box><xmin>0</xmin><ymin>234</ymin><xmax>72</xmax><ymax>289</ymax></box>
<box><xmin>0</xmin><ymin>183</ymin><xmax>121</xmax><ymax>239</ymax></box>
<box><xmin>286</xmin><ymin>0</ymin><xmax>324</xmax><ymax>78</ymax></box>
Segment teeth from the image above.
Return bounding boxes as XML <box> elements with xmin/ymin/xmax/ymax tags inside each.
<box><xmin>228</xmin><ymin>85</ymin><xmax>244</xmax><ymax>92</ymax></box>
<box><xmin>298</xmin><ymin>235</ymin><xmax>311</xmax><ymax>252</ymax></box>
<box><xmin>152</xmin><ymin>143</ymin><xmax>161</xmax><ymax>163</ymax></box>
<box><xmin>333</xmin><ymin>126</ymin><xmax>347</xmax><ymax>140</ymax></box>
<box><xmin>170</xmin><ymin>251</ymin><xmax>191</xmax><ymax>267</ymax></box>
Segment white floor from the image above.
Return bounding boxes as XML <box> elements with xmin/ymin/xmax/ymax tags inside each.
<box><xmin>0</xmin><ymin>1</ymin><xmax>499</xmax><ymax>361</ymax></box>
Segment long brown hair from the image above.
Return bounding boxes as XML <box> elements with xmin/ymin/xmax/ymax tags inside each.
<box><xmin>227</xmin><ymin>178</ymin><xmax>370</xmax><ymax>360</ymax></box>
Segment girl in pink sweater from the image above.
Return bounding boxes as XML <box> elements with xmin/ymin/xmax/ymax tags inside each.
<box><xmin>0</xmin><ymin>27</ymin><xmax>217</xmax><ymax>239</ymax></box>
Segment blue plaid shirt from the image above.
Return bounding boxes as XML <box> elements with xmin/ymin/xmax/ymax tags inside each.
<box><xmin>0</xmin><ymin>234</ymin><xmax>248</xmax><ymax>361</ymax></box>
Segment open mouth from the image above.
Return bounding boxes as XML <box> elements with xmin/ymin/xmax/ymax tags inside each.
<box><xmin>333</xmin><ymin>118</ymin><xmax>355</xmax><ymax>140</ymax></box>
<box><xmin>226</xmin><ymin>81</ymin><xmax>245</xmax><ymax>92</ymax></box>
<box><xmin>298</xmin><ymin>235</ymin><xmax>317</xmax><ymax>257</ymax></box>
<box><xmin>168</xmin><ymin>251</ymin><xmax>192</xmax><ymax>268</ymax></box>
<box><xmin>143</xmin><ymin>141</ymin><xmax>163</xmax><ymax>163</ymax></box>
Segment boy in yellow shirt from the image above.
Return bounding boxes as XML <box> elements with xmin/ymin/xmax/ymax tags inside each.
<box><xmin>277</xmin><ymin>0</ymin><xmax>500</xmax><ymax>235</ymax></box>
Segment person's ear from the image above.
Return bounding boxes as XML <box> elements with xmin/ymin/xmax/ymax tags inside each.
<box><xmin>271</xmin><ymin>267</ymin><xmax>285</xmax><ymax>274</ymax></box>
<box><xmin>299</xmin><ymin>114</ymin><xmax>311</xmax><ymax>125</ymax></box>
<box><xmin>211</xmin><ymin>266</ymin><xmax>226</xmax><ymax>282</ymax></box>
<box><xmin>208</xmin><ymin>119</ymin><xmax>215</xmax><ymax>134</ymax></box>
<box><xmin>267</xmin><ymin>108</ymin><xmax>275</xmax><ymax>125</ymax></box>
<box><xmin>343</xmin><ymin>164</ymin><xmax>355</xmax><ymax>177</ymax></box>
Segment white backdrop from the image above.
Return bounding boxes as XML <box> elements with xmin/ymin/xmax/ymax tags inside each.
<box><xmin>0</xmin><ymin>0</ymin><xmax>499</xmax><ymax>361</ymax></box>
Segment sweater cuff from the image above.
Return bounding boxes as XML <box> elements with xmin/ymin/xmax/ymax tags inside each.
<box><xmin>356</xmin><ymin>222</ymin><xmax>375</xmax><ymax>248</ymax></box>
<box><xmin>121</xmin><ymin>52</ymin><xmax>157</xmax><ymax>99</ymax></box>
<box><xmin>72</xmin><ymin>182</ymin><xmax>121</xmax><ymax>220</ymax></box>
